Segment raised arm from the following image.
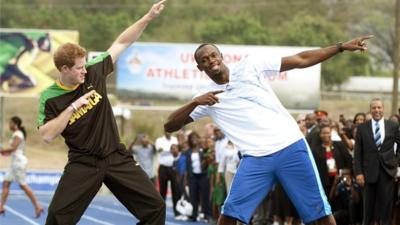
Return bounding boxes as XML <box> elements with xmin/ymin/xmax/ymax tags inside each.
<box><xmin>164</xmin><ymin>90</ymin><xmax>223</xmax><ymax>133</ymax></box>
<box><xmin>107</xmin><ymin>0</ymin><xmax>166</xmax><ymax>64</ymax></box>
<box><xmin>280</xmin><ymin>35</ymin><xmax>373</xmax><ymax>72</ymax></box>
<box><xmin>39</xmin><ymin>90</ymin><xmax>95</xmax><ymax>143</ymax></box>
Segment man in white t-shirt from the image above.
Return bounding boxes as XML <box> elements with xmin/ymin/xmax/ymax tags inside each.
<box><xmin>154</xmin><ymin>132</ymin><xmax>180</xmax><ymax>218</ymax></box>
<box><xmin>214</xmin><ymin>127</ymin><xmax>229</xmax><ymax>164</ymax></box>
<box><xmin>164</xmin><ymin>35</ymin><xmax>372</xmax><ymax>225</ymax></box>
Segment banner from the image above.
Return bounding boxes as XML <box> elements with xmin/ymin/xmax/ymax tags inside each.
<box><xmin>0</xmin><ymin>170</ymin><xmax>61</xmax><ymax>194</ymax></box>
<box><xmin>0</xmin><ymin>28</ymin><xmax>79</xmax><ymax>94</ymax></box>
<box><xmin>116</xmin><ymin>42</ymin><xmax>321</xmax><ymax>109</ymax></box>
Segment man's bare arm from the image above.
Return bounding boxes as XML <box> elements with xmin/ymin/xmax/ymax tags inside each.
<box><xmin>164</xmin><ymin>101</ymin><xmax>196</xmax><ymax>133</ymax></box>
<box><xmin>164</xmin><ymin>90</ymin><xmax>223</xmax><ymax>132</ymax></box>
<box><xmin>107</xmin><ymin>0</ymin><xmax>166</xmax><ymax>64</ymax></box>
<box><xmin>280</xmin><ymin>35</ymin><xmax>373</xmax><ymax>72</ymax></box>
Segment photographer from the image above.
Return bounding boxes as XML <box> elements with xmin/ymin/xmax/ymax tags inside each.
<box><xmin>329</xmin><ymin>168</ymin><xmax>362</xmax><ymax>225</ymax></box>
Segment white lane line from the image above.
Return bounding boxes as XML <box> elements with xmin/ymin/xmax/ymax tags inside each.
<box><xmin>166</xmin><ymin>222</ymin><xmax>183</xmax><ymax>225</ymax></box>
<box><xmin>3</xmin><ymin>205</ymin><xmax>40</xmax><ymax>225</ymax></box>
<box><xmin>81</xmin><ymin>215</ymin><xmax>115</xmax><ymax>225</ymax></box>
<box><xmin>88</xmin><ymin>204</ymin><xmax>131</xmax><ymax>216</ymax></box>
<box><xmin>89</xmin><ymin>204</ymin><xmax>174</xmax><ymax>216</ymax></box>
<box><xmin>38</xmin><ymin>201</ymin><xmax>115</xmax><ymax>225</ymax></box>
<box><xmin>39</xmin><ymin>200</ymin><xmax>181</xmax><ymax>225</ymax></box>
<box><xmin>89</xmin><ymin>204</ymin><xmax>181</xmax><ymax>225</ymax></box>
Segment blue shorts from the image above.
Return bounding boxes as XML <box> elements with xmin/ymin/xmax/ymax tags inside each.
<box><xmin>221</xmin><ymin>138</ymin><xmax>331</xmax><ymax>224</ymax></box>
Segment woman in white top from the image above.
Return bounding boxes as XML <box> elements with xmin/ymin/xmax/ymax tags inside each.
<box><xmin>0</xmin><ymin>116</ymin><xmax>43</xmax><ymax>217</ymax></box>
<box><xmin>217</xmin><ymin>140</ymin><xmax>240</xmax><ymax>193</ymax></box>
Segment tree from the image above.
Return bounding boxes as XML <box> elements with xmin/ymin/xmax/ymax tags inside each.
<box><xmin>0</xmin><ymin>0</ymin><xmax>379</xmax><ymax>87</ymax></box>
<box><xmin>193</xmin><ymin>13</ymin><xmax>272</xmax><ymax>44</ymax></box>
<box><xmin>274</xmin><ymin>14</ymin><xmax>371</xmax><ymax>87</ymax></box>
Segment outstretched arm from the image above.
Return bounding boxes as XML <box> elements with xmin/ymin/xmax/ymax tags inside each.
<box><xmin>280</xmin><ymin>35</ymin><xmax>373</xmax><ymax>72</ymax></box>
<box><xmin>164</xmin><ymin>91</ymin><xmax>223</xmax><ymax>133</ymax></box>
<box><xmin>107</xmin><ymin>0</ymin><xmax>166</xmax><ymax>64</ymax></box>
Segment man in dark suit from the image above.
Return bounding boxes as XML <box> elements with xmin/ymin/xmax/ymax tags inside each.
<box><xmin>354</xmin><ymin>98</ymin><xmax>400</xmax><ymax>225</ymax></box>
<box><xmin>305</xmin><ymin>112</ymin><xmax>320</xmax><ymax>146</ymax></box>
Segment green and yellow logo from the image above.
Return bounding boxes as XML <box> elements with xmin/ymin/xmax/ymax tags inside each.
<box><xmin>69</xmin><ymin>91</ymin><xmax>102</xmax><ymax>125</ymax></box>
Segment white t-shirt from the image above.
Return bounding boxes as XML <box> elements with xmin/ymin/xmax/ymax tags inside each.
<box><xmin>218</xmin><ymin>143</ymin><xmax>240</xmax><ymax>174</ymax></box>
<box><xmin>10</xmin><ymin>130</ymin><xmax>27</xmax><ymax>167</ymax></box>
<box><xmin>191</xmin><ymin>152</ymin><xmax>202</xmax><ymax>174</ymax></box>
<box><xmin>215</xmin><ymin>136</ymin><xmax>229</xmax><ymax>163</ymax></box>
<box><xmin>190</xmin><ymin>55</ymin><xmax>303</xmax><ymax>157</ymax></box>
<box><xmin>155</xmin><ymin>135</ymin><xmax>178</xmax><ymax>167</ymax></box>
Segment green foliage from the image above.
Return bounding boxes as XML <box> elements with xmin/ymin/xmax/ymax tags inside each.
<box><xmin>193</xmin><ymin>13</ymin><xmax>272</xmax><ymax>44</ymax></box>
<box><xmin>273</xmin><ymin>14</ymin><xmax>344</xmax><ymax>46</ymax></box>
<box><xmin>272</xmin><ymin>14</ymin><xmax>371</xmax><ymax>87</ymax></box>
<box><xmin>353</xmin><ymin>0</ymin><xmax>395</xmax><ymax>74</ymax></box>
<box><xmin>0</xmin><ymin>0</ymin><xmax>393</xmax><ymax>86</ymax></box>
<box><xmin>79</xmin><ymin>12</ymin><xmax>134</xmax><ymax>51</ymax></box>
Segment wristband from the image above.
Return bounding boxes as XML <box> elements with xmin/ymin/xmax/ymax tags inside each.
<box><xmin>336</xmin><ymin>42</ymin><xmax>344</xmax><ymax>53</ymax></box>
<box><xmin>71</xmin><ymin>103</ymin><xmax>78</xmax><ymax>112</ymax></box>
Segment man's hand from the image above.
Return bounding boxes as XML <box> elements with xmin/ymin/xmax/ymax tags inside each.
<box><xmin>193</xmin><ymin>90</ymin><xmax>224</xmax><ymax>106</ymax></box>
<box><xmin>355</xmin><ymin>174</ymin><xmax>365</xmax><ymax>187</ymax></box>
<box><xmin>145</xmin><ymin>0</ymin><xmax>167</xmax><ymax>21</ymax></box>
<box><xmin>342</xmin><ymin>35</ymin><xmax>374</xmax><ymax>52</ymax></box>
<box><xmin>72</xmin><ymin>90</ymin><xmax>95</xmax><ymax>110</ymax></box>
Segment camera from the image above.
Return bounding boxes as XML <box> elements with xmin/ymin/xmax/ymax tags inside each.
<box><xmin>339</xmin><ymin>175</ymin><xmax>347</xmax><ymax>184</ymax></box>
<box><xmin>339</xmin><ymin>176</ymin><xmax>353</xmax><ymax>192</ymax></box>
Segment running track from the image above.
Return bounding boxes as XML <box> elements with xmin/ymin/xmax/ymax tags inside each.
<box><xmin>0</xmin><ymin>195</ymin><xmax>211</xmax><ymax>225</ymax></box>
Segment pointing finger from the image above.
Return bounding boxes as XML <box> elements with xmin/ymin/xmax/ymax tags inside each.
<box><xmin>360</xmin><ymin>35</ymin><xmax>374</xmax><ymax>41</ymax></box>
<box><xmin>210</xmin><ymin>95</ymin><xmax>220</xmax><ymax>103</ymax></box>
<box><xmin>211</xmin><ymin>90</ymin><xmax>224</xmax><ymax>95</ymax></box>
<box><xmin>156</xmin><ymin>0</ymin><xmax>167</xmax><ymax>6</ymax></box>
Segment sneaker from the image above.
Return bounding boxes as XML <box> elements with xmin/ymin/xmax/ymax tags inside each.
<box><xmin>174</xmin><ymin>215</ymin><xmax>182</xmax><ymax>221</ymax></box>
<box><xmin>197</xmin><ymin>216</ymin><xmax>209</xmax><ymax>223</ymax></box>
<box><xmin>175</xmin><ymin>215</ymin><xmax>189</xmax><ymax>221</ymax></box>
<box><xmin>180</xmin><ymin>215</ymin><xmax>189</xmax><ymax>221</ymax></box>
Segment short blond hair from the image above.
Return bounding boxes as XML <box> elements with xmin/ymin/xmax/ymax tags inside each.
<box><xmin>53</xmin><ymin>43</ymin><xmax>86</xmax><ymax>71</ymax></box>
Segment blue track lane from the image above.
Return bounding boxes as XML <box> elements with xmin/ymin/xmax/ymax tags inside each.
<box><xmin>0</xmin><ymin>195</ymin><xmax>211</xmax><ymax>225</ymax></box>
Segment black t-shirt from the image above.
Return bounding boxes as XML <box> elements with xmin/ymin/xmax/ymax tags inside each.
<box><xmin>38</xmin><ymin>52</ymin><xmax>125</xmax><ymax>158</ymax></box>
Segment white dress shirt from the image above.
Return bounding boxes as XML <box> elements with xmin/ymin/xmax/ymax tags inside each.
<box><xmin>155</xmin><ymin>135</ymin><xmax>178</xmax><ymax>167</ymax></box>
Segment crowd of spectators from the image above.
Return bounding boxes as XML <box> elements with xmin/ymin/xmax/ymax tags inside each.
<box><xmin>128</xmin><ymin>105</ymin><xmax>400</xmax><ymax>225</ymax></box>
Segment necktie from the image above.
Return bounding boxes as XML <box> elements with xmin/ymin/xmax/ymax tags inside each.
<box><xmin>374</xmin><ymin>121</ymin><xmax>382</xmax><ymax>149</ymax></box>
